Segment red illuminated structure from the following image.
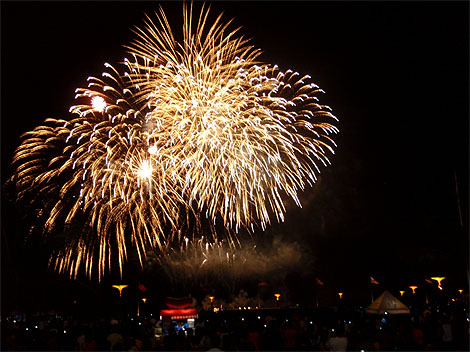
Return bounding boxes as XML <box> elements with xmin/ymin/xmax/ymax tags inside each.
<box><xmin>160</xmin><ymin>297</ymin><xmax>198</xmax><ymax>321</ymax></box>
<box><xmin>160</xmin><ymin>308</ymin><xmax>198</xmax><ymax>320</ymax></box>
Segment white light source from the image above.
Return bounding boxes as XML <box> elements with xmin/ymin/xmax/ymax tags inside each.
<box><xmin>148</xmin><ymin>145</ymin><xmax>158</xmax><ymax>155</ymax></box>
<box><xmin>138</xmin><ymin>160</ymin><xmax>153</xmax><ymax>179</ymax></box>
<box><xmin>91</xmin><ymin>96</ymin><xmax>106</xmax><ymax>112</ymax></box>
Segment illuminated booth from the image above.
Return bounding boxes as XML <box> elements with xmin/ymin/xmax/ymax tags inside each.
<box><xmin>366</xmin><ymin>290</ymin><xmax>410</xmax><ymax>315</ymax></box>
<box><xmin>160</xmin><ymin>297</ymin><xmax>198</xmax><ymax>329</ymax></box>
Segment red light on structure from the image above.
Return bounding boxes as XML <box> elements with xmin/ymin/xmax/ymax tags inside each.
<box><xmin>160</xmin><ymin>308</ymin><xmax>198</xmax><ymax>320</ymax></box>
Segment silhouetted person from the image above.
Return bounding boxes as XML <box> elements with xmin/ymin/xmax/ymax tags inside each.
<box><xmin>325</xmin><ymin>325</ymin><xmax>348</xmax><ymax>352</ymax></box>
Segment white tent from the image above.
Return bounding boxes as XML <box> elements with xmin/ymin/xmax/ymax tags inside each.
<box><xmin>366</xmin><ymin>290</ymin><xmax>410</xmax><ymax>315</ymax></box>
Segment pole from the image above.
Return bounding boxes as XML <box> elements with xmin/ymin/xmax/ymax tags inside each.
<box><xmin>455</xmin><ymin>172</ymin><xmax>469</xmax><ymax>296</ymax></box>
<box><xmin>454</xmin><ymin>171</ymin><xmax>463</xmax><ymax>227</ymax></box>
<box><xmin>467</xmin><ymin>266</ymin><xmax>470</xmax><ymax>298</ymax></box>
<box><xmin>370</xmin><ymin>282</ymin><xmax>374</xmax><ymax>304</ymax></box>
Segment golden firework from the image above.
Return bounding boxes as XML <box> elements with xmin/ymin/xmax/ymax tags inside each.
<box><xmin>12</xmin><ymin>3</ymin><xmax>338</xmax><ymax>280</ymax></box>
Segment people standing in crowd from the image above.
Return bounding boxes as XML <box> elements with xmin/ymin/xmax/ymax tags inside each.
<box><xmin>325</xmin><ymin>324</ymin><xmax>348</xmax><ymax>352</ymax></box>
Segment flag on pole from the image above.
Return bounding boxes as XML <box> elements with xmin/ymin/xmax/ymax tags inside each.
<box><xmin>370</xmin><ymin>276</ymin><xmax>380</xmax><ymax>285</ymax></box>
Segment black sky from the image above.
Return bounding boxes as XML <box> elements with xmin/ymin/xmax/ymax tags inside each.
<box><xmin>1</xmin><ymin>1</ymin><xmax>469</xmax><ymax>310</ymax></box>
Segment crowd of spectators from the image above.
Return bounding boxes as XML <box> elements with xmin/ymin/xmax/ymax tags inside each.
<box><xmin>2</xmin><ymin>300</ymin><xmax>469</xmax><ymax>351</ymax></box>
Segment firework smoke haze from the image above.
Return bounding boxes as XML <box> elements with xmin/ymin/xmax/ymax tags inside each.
<box><xmin>12</xmin><ymin>3</ymin><xmax>338</xmax><ymax>280</ymax></box>
<box><xmin>154</xmin><ymin>236</ymin><xmax>310</xmax><ymax>297</ymax></box>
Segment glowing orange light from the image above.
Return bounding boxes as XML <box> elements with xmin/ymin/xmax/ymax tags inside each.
<box><xmin>209</xmin><ymin>296</ymin><xmax>214</xmax><ymax>303</ymax></box>
<box><xmin>338</xmin><ymin>292</ymin><xmax>343</xmax><ymax>299</ymax></box>
<box><xmin>274</xmin><ymin>293</ymin><xmax>281</xmax><ymax>301</ymax></box>
<box><xmin>142</xmin><ymin>298</ymin><xmax>147</xmax><ymax>303</ymax></box>
<box><xmin>399</xmin><ymin>290</ymin><xmax>405</xmax><ymax>297</ymax></box>
<box><xmin>430</xmin><ymin>277</ymin><xmax>446</xmax><ymax>290</ymax></box>
<box><xmin>112</xmin><ymin>284</ymin><xmax>128</xmax><ymax>297</ymax></box>
<box><xmin>458</xmin><ymin>289</ymin><xmax>463</xmax><ymax>294</ymax></box>
<box><xmin>409</xmin><ymin>286</ymin><xmax>418</xmax><ymax>294</ymax></box>
<box><xmin>91</xmin><ymin>96</ymin><xmax>106</xmax><ymax>112</ymax></box>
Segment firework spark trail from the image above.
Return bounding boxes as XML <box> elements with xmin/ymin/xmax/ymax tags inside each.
<box><xmin>12</xmin><ymin>3</ymin><xmax>338</xmax><ymax>280</ymax></box>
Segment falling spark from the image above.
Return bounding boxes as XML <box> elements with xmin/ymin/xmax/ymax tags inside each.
<box><xmin>11</xmin><ymin>3</ymin><xmax>338</xmax><ymax>280</ymax></box>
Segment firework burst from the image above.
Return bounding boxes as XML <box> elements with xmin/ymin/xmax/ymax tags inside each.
<box><xmin>12</xmin><ymin>3</ymin><xmax>338</xmax><ymax>280</ymax></box>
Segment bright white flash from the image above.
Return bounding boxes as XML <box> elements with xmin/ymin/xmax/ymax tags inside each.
<box><xmin>138</xmin><ymin>160</ymin><xmax>153</xmax><ymax>179</ymax></box>
<box><xmin>91</xmin><ymin>96</ymin><xmax>106</xmax><ymax>112</ymax></box>
<box><xmin>148</xmin><ymin>145</ymin><xmax>158</xmax><ymax>155</ymax></box>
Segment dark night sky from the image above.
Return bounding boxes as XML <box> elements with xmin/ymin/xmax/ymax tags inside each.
<box><xmin>1</xmin><ymin>1</ymin><xmax>469</xmax><ymax>311</ymax></box>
